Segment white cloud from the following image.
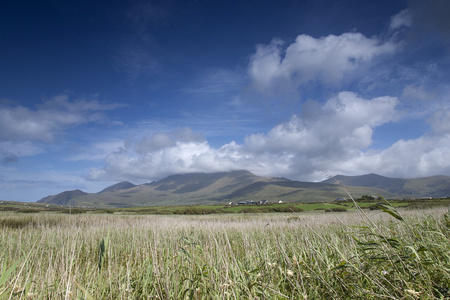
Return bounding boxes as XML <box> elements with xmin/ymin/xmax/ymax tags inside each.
<box><xmin>135</xmin><ymin>133</ymin><xmax>177</xmax><ymax>154</ymax></box>
<box><xmin>88</xmin><ymin>92</ymin><xmax>403</xmax><ymax>182</ymax></box>
<box><xmin>247</xmin><ymin>33</ymin><xmax>396</xmax><ymax>96</ymax></box>
<box><xmin>88</xmin><ymin>141</ymin><xmax>214</xmax><ymax>181</ymax></box>
<box><xmin>87</xmin><ymin>14</ymin><xmax>450</xmax><ymax>183</ymax></box>
<box><xmin>428</xmin><ymin>108</ymin><xmax>450</xmax><ymax>135</ymax></box>
<box><xmin>0</xmin><ymin>105</ymin><xmax>56</xmax><ymax>142</ymax></box>
<box><xmin>246</xmin><ymin>92</ymin><xmax>398</xmax><ymax>153</ymax></box>
<box><xmin>343</xmin><ymin>134</ymin><xmax>450</xmax><ymax>178</ymax></box>
<box><xmin>240</xmin><ymin>92</ymin><xmax>399</xmax><ymax>179</ymax></box>
<box><xmin>88</xmin><ymin>128</ymin><xmax>209</xmax><ymax>181</ymax></box>
<box><xmin>0</xmin><ymin>94</ymin><xmax>122</xmax><ymax>143</ymax></box>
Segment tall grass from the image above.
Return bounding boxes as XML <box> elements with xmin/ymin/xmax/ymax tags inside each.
<box><xmin>0</xmin><ymin>208</ymin><xmax>449</xmax><ymax>299</ymax></box>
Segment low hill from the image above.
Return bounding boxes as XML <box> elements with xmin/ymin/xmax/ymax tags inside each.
<box><xmin>38</xmin><ymin>189</ymin><xmax>87</xmax><ymax>205</ymax></box>
<box><xmin>98</xmin><ymin>181</ymin><xmax>136</xmax><ymax>193</ymax></box>
<box><xmin>323</xmin><ymin>174</ymin><xmax>450</xmax><ymax>198</ymax></box>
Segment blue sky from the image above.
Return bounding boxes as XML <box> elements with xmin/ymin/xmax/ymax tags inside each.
<box><xmin>1</xmin><ymin>0</ymin><xmax>450</xmax><ymax>202</ymax></box>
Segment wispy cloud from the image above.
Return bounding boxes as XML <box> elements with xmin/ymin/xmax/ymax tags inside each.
<box><xmin>1</xmin><ymin>151</ymin><xmax>18</xmax><ymax>165</ymax></box>
<box><xmin>0</xmin><ymin>166</ymin><xmax>114</xmax><ymax>202</ymax></box>
<box><xmin>0</xmin><ymin>94</ymin><xmax>123</xmax><ymax>164</ymax></box>
<box><xmin>114</xmin><ymin>44</ymin><xmax>162</xmax><ymax>82</ymax></box>
<box><xmin>0</xmin><ymin>94</ymin><xmax>122</xmax><ymax>143</ymax></box>
<box><xmin>390</xmin><ymin>9</ymin><xmax>412</xmax><ymax>31</ymax></box>
<box><xmin>113</xmin><ymin>1</ymin><xmax>169</xmax><ymax>82</ymax></box>
<box><xmin>183</xmin><ymin>68</ymin><xmax>245</xmax><ymax>97</ymax></box>
<box><xmin>66</xmin><ymin>140</ymin><xmax>125</xmax><ymax>161</ymax></box>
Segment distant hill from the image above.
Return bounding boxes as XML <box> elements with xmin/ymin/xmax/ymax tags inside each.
<box><xmin>38</xmin><ymin>189</ymin><xmax>87</xmax><ymax>205</ymax></box>
<box><xmin>323</xmin><ymin>173</ymin><xmax>450</xmax><ymax>198</ymax></box>
<box><xmin>37</xmin><ymin>171</ymin><xmax>450</xmax><ymax>207</ymax></box>
<box><xmin>98</xmin><ymin>181</ymin><xmax>136</xmax><ymax>193</ymax></box>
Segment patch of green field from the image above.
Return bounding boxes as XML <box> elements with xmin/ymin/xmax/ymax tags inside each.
<box><xmin>106</xmin><ymin>198</ymin><xmax>450</xmax><ymax>215</ymax></box>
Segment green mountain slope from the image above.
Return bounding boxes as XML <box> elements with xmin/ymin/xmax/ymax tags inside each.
<box><xmin>37</xmin><ymin>171</ymin><xmax>450</xmax><ymax>208</ymax></box>
<box><xmin>323</xmin><ymin>174</ymin><xmax>450</xmax><ymax>198</ymax></box>
<box><xmin>98</xmin><ymin>181</ymin><xmax>136</xmax><ymax>193</ymax></box>
<box><xmin>38</xmin><ymin>189</ymin><xmax>87</xmax><ymax>205</ymax></box>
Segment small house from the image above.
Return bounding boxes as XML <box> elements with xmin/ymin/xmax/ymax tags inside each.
<box><xmin>334</xmin><ymin>197</ymin><xmax>346</xmax><ymax>202</ymax></box>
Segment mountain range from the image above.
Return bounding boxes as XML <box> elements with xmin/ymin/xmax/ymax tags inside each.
<box><xmin>37</xmin><ymin>170</ymin><xmax>450</xmax><ymax>207</ymax></box>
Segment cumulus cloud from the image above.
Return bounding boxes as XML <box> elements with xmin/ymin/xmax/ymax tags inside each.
<box><xmin>241</xmin><ymin>92</ymin><xmax>399</xmax><ymax>178</ymax></box>
<box><xmin>88</xmin><ymin>128</ymin><xmax>210</xmax><ymax>181</ymax></box>
<box><xmin>344</xmin><ymin>133</ymin><xmax>450</xmax><ymax>178</ymax></box>
<box><xmin>247</xmin><ymin>33</ymin><xmax>396</xmax><ymax>96</ymax></box>
<box><xmin>88</xmin><ymin>140</ymin><xmax>213</xmax><ymax>181</ymax></box>
<box><xmin>88</xmin><ymin>10</ymin><xmax>450</xmax><ymax>183</ymax></box>
<box><xmin>88</xmin><ymin>92</ymin><xmax>404</xmax><ymax>182</ymax></box>
<box><xmin>135</xmin><ymin>132</ymin><xmax>177</xmax><ymax>154</ymax></box>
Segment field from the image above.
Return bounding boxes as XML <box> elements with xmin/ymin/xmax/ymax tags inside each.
<box><xmin>1</xmin><ymin>204</ymin><xmax>450</xmax><ymax>299</ymax></box>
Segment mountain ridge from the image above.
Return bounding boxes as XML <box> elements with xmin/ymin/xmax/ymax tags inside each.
<box><xmin>37</xmin><ymin>171</ymin><xmax>450</xmax><ymax>207</ymax></box>
<box><xmin>98</xmin><ymin>181</ymin><xmax>136</xmax><ymax>194</ymax></box>
<box><xmin>323</xmin><ymin>173</ymin><xmax>450</xmax><ymax>198</ymax></box>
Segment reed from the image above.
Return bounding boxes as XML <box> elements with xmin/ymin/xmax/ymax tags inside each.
<box><xmin>0</xmin><ymin>208</ymin><xmax>449</xmax><ymax>299</ymax></box>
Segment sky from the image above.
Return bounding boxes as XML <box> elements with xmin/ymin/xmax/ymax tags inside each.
<box><xmin>1</xmin><ymin>0</ymin><xmax>450</xmax><ymax>202</ymax></box>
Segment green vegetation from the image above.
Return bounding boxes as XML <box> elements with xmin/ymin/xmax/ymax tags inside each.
<box><xmin>1</xmin><ymin>196</ymin><xmax>450</xmax><ymax>215</ymax></box>
<box><xmin>1</xmin><ymin>202</ymin><xmax>450</xmax><ymax>299</ymax></box>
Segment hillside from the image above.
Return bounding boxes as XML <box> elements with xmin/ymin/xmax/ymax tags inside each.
<box><xmin>323</xmin><ymin>174</ymin><xmax>450</xmax><ymax>198</ymax></box>
<box><xmin>38</xmin><ymin>189</ymin><xmax>87</xmax><ymax>205</ymax></box>
<box><xmin>37</xmin><ymin>171</ymin><xmax>450</xmax><ymax>207</ymax></box>
<box><xmin>98</xmin><ymin>181</ymin><xmax>136</xmax><ymax>193</ymax></box>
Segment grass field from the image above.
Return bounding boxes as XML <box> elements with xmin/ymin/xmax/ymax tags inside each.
<box><xmin>1</xmin><ymin>203</ymin><xmax>450</xmax><ymax>299</ymax></box>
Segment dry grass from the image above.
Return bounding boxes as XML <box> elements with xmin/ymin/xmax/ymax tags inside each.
<box><xmin>1</xmin><ymin>207</ymin><xmax>449</xmax><ymax>299</ymax></box>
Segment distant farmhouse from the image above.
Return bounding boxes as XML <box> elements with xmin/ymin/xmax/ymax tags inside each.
<box><xmin>334</xmin><ymin>197</ymin><xmax>347</xmax><ymax>202</ymax></box>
